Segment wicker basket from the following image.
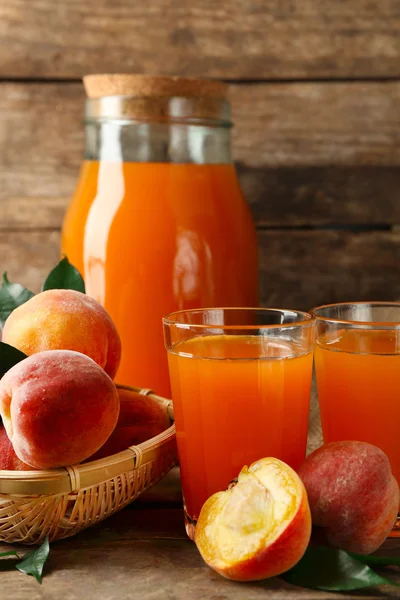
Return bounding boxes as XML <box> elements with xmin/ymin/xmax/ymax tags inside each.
<box><xmin>0</xmin><ymin>385</ymin><xmax>177</xmax><ymax>545</ymax></box>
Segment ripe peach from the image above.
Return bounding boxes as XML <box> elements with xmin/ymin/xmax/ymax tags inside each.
<box><xmin>298</xmin><ymin>441</ymin><xmax>400</xmax><ymax>554</ymax></box>
<box><xmin>195</xmin><ymin>457</ymin><xmax>311</xmax><ymax>581</ymax></box>
<box><xmin>2</xmin><ymin>289</ymin><xmax>121</xmax><ymax>379</ymax></box>
<box><xmin>88</xmin><ymin>387</ymin><xmax>171</xmax><ymax>461</ymax></box>
<box><xmin>0</xmin><ymin>428</ymin><xmax>32</xmax><ymax>471</ymax></box>
<box><xmin>0</xmin><ymin>350</ymin><xmax>120</xmax><ymax>469</ymax></box>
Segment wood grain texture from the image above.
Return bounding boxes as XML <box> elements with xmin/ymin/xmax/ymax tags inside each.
<box><xmin>0</xmin><ymin>540</ymin><xmax>393</xmax><ymax>600</ymax></box>
<box><xmin>3</xmin><ymin>230</ymin><xmax>400</xmax><ymax>310</ymax></box>
<box><xmin>2</xmin><ymin>82</ymin><xmax>400</xmax><ymax>229</ymax></box>
<box><xmin>0</xmin><ymin>84</ymin><xmax>82</xmax><ymax>230</ymax></box>
<box><xmin>240</xmin><ymin>166</ymin><xmax>400</xmax><ymax>227</ymax></box>
<box><xmin>0</xmin><ymin>231</ymin><xmax>60</xmax><ymax>291</ymax></box>
<box><xmin>0</xmin><ymin>509</ymin><xmax>398</xmax><ymax>599</ymax></box>
<box><xmin>1</xmin><ymin>0</ymin><xmax>400</xmax><ymax>80</ymax></box>
<box><xmin>136</xmin><ymin>467</ymin><xmax>183</xmax><ymax>507</ymax></box>
<box><xmin>258</xmin><ymin>230</ymin><xmax>400</xmax><ymax>309</ymax></box>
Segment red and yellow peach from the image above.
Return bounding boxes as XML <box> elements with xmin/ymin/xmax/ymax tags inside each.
<box><xmin>299</xmin><ymin>440</ymin><xmax>399</xmax><ymax>554</ymax></box>
<box><xmin>88</xmin><ymin>387</ymin><xmax>171</xmax><ymax>460</ymax></box>
<box><xmin>0</xmin><ymin>350</ymin><xmax>120</xmax><ymax>469</ymax></box>
<box><xmin>0</xmin><ymin>427</ymin><xmax>32</xmax><ymax>471</ymax></box>
<box><xmin>2</xmin><ymin>289</ymin><xmax>121</xmax><ymax>379</ymax></box>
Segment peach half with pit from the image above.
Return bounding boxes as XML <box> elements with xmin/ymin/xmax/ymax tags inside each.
<box><xmin>195</xmin><ymin>457</ymin><xmax>311</xmax><ymax>581</ymax></box>
<box><xmin>0</xmin><ymin>350</ymin><xmax>120</xmax><ymax>469</ymax></box>
<box><xmin>298</xmin><ymin>440</ymin><xmax>400</xmax><ymax>555</ymax></box>
<box><xmin>2</xmin><ymin>289</ymin><xmax>121</xmax><ymax>379</ymax></box>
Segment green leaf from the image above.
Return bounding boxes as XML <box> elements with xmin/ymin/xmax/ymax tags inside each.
<box><xmin>0</xmin><ymin>551</ymin><xmax>19</xmax><ymax>559</ymax></box>
<box><xmin>281</xmin><ymin>545</ymin><xmax>397</xmax><ymax>591</ymax></box>
<box><xmin>16</xmin><ymin>536</ymin><xmax>50</xmax><ymax>584</ymax></box>
<box><xmin>350</xmin><ymin>553</ymin><xmax>400</xmax><ymax>567</ymax></box>
<box><xmin>42</xmin><ymin>257</ymin><xmax>85</xmax><ymax>293</ymax></box>
<box><xmin>0</xmin><ymin>273</ymin><xmax>34</xmax><ymax>327</ymax></box>
<box><xmin>0</xmin><ymin>342</ymin><xmax>28</xmax><ymax>378</ymax></box>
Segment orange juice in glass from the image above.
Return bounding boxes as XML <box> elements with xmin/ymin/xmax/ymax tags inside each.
<box><xmin>312</xmin><ymin>302</ymin><xmax>400</xmax><ymax>536</ymax></box>
<box><xmin>163</xmin><ymin>308</ymin><xmax>315</xmax><ymax>539</ymax></box>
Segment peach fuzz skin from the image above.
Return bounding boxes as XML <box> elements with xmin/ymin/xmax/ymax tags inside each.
<box><xmin>195</xmin><ymin>457</ymin><xmax>311</xmax><ymax>582</ymax></box>
<box><xmin>298</xmin><ymin>441</ymin><xmax>400</xmax><ymax>555</ymax></box>
<box><xmin>0</xmin><ymin>350</ymin><xmax>120</xmax><ymax>469</ymax></box>
<box><xmin>88</xmin><ymin>388</ymin><xmax>171</xmax><ymax>461</ymax></box>
<box><xmin>2</xmin><ymin>289</ymin><xmax>121</xmax><ymax>379</ymax></box>
<box><xmin>0</xmin><ymin>428</ymin><xmax>32</xmax><ymax>471</ymax></box>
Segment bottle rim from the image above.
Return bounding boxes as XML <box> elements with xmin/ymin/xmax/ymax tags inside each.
<box><xmin>84</xmin><ymin>95</ymin><xmax>233</xmax><ymax>128</ymax></box>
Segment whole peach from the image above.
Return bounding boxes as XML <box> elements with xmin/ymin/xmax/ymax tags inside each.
<box><xmin>0</xmin><ymin>350</ymin><xmax>120</xmax><ymax>469</ymax></box>
<box><xmin>88</xmin><ymin>387</ymin><xmax>171</xmax><ymax>461</ymax></box>
<box><xmin>298</xmin><ymin>441</ymin><xmax>399</xmax><ymax>554</ymax></box>
<box><xmin>0</xmin><ymin>428</ymin><xmax>32</xmax><ymax>471</ymax></box>
<box><xmin>2</xmin><ymin>289</ymin><xmax>121</xmax><ymax>379</ymax></box>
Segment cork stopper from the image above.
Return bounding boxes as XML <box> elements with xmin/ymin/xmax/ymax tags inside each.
<box><xmin>83</xmin><ymin>74</ymin><xmax>231</xmax><ymax>124</ymax></box>
<box><xmin>83</xmin><ymin>74</ymin><xmax>228</xmax><ymax>100</ymax></box>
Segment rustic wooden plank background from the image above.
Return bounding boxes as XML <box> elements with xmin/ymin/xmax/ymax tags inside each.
<box><xmin>1</xmin><ymin>0</ymin><xmax>400</xmax><ymax>309</ymax></box>
<box><xmin>1</xmin><ymin>0</ymin><xmax>400</xmax><ymax>79</ymax></box>
<box><xmin>1</xmin><ymin>7</ymin><xmax>400</xmax><ymax>594</ymax></box>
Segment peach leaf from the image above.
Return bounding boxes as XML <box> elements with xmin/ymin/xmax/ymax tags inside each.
<box><xmin>281</xmin><ymin>545</ymin><xmax>398</xmax><ymax>591</ymax></box>
<box><xmin>42</xmin><ymin>257</ymin><xmax>85</xmax><ymax>294</ymax></box>
<box><xmin>0</xmin><ymin>273</ymin><xmax>34</xmax><ymax>327</ymax></box>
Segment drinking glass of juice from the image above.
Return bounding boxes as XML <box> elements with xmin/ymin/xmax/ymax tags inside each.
<box><xmin>312</xmin><ymin>302</ymin><xmax>400</xmax><ymax>536</ymax></box>
<box><xmin>163</xmin><ymin>307</ymin><xmax>315</xmax><ymax>539</ymax></box>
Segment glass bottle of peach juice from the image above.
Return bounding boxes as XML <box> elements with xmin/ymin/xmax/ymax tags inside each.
<box><xmin>62</xmin><ymin>75</ymin><xmax>259</xmax><ymax>396</ymax></box>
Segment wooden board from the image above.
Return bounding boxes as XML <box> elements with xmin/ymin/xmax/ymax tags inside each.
<box><xmin>4</xmin><ymin>230</ymin><xmax>400</xmax><ymax>309</ymax></box>
<box><xmin>0</xmin><ymin>507</ymin><xmax>398</xmax><ymax>599</ymax></box>
<box><xmin>1</xmin><ymin>1</ymin><xmax>400</xmax><ymax>80</ymax></box>
<box><xmin>258</xmin><ymin>230</ymin><xmax>400</xmax><ymax>309</ymax></box>
<box><xmin>241</xmin><ymin>166</ymin><xmax>400</xmax><ymax>227</ymax></box>
<box><xmin>0</xmin><ymin>84</ymin><xmax>82</xmax><ymax>230</ymax></box>
<box><xmin>2</xmin><ymin>82</ymin><xmax>400</xmax><ymax>229</ymax></box>
<box><xmin>0</xmin><ymin>470</ymin><xmax>397</xmax><ymax>599</ymax></box>
<box><xmin>0</xmin><ymin>231</ymin><xmax>60</xmax><ymax>291</ymax></box>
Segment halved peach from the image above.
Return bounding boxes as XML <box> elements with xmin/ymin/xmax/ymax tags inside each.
<box><xmin>195</xmin><ymin>457</ymin><xmax>311</xmax><ymax>581</ymax></box>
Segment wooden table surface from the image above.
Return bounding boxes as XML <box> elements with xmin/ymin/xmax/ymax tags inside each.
<box><xmin>1</xmin><ymin>467</ymin><xmax>399</xmax><ymax>600</ymax></box>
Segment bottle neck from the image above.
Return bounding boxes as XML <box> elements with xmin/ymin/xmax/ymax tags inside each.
<box><xmin>84</xmin><ymin>120</ymin><xmax>233</xmax><ymax>164</ymax></box>
<box><xmin>84</xmin><ymin>95</ymin><xmax>233</xmax><ymax>164</ymax></box>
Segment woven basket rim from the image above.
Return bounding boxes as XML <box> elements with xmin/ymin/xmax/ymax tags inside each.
<box><xmin>0</xmin><ymin>385</ymin><xmax>175</xmax><ymax>496</ymax></box>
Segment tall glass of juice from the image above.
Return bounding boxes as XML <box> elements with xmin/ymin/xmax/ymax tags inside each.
<box><xmin>312</xmin><ymin>302</ymin><xmax>400</xmax><ymax>536</ymax></box>
<box><xmin>163</xmin><ymin>307</ymin><xmax>315</xmax><ymax>539</ymax></box>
